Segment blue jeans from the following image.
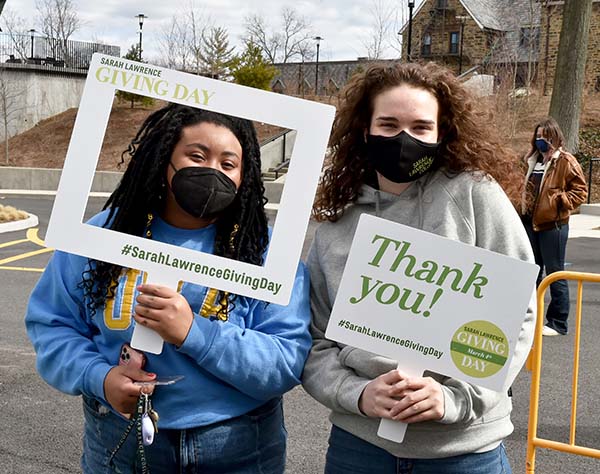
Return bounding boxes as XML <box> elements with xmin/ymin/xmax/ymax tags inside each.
<box><xmin>82</xmin><ymin>395</ymin><xmax>286</xmax><ymax>474</ymax></box>
<box><xmin>523</xmin><ymin>221</ymin><xmax>570</xmax><ymax>334</ymax></box>
<box><xmin>325</xmin><ymin>425</ymin><xmax>512</xmax><ymax>474</ymax></box>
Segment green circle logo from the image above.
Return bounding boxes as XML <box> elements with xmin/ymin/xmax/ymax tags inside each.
<box><xmin>450</xmin><ymin>321</ymin><xmax>508</xmax><ymax>378</ymax></box>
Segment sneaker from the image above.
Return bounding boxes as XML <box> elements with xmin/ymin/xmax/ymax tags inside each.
<box><xmin>542</xmin><ymin>326</ymin><xmax>562</xmax><ymax>337</ymax></box>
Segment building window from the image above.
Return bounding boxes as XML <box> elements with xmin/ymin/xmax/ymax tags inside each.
<box><xmin>436</xmin><ymin>0</ymin><xmax>448</xmax><ymax>8</ymax></box>
<box><xmin>421</xmin><ymin>33</ymin><xmax>432</xmax><ymax>56</ymax></box>
<box><xmin>520</xmin><ymin>27</ymin><xmax>540</xmax><ymax>50</ymax></box>
<box><xmin>449</xmin><ymin>31</ymin><xmax>459</xmax><ymax>54</ymax></box>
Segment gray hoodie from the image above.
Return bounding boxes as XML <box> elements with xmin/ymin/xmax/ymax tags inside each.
<box><xmin>302</xmin><ymin>169</ymin><xmax>536</xmax><ymax>459</ymax></box>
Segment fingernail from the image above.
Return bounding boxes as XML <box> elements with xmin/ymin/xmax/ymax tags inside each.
<box><xmin>147</xmin><ymin>372</ymin><xmax>156</xmax><ymax>378</ymax></box>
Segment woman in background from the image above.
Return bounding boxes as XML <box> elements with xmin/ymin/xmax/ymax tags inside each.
<box><xmin>521</xmin><ymin>117</ymin><xmax>587</xmax><ymax>336</ymax></box>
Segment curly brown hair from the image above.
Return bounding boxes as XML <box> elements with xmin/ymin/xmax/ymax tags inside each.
<box><xmin>313</xmin><ymin>61</ymin><xmax>523</xmax><ymax>221</ymax></box>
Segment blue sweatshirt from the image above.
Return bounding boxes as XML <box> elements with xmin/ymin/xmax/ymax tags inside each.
<box><xmin>26</xmin><ymin>211</ymin><xmax>311</xmax><ymax>429</ymax></box>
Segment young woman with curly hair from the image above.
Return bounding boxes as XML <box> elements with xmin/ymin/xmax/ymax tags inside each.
<box><xmin>303</xmin><ymin>62</ymin><xmax>536</xmax><ymax>473</ymax></box>
<box><xmin>26</xmin><ymin>104</ymin><xmax>311</xmax><ymax>473</ymax></box>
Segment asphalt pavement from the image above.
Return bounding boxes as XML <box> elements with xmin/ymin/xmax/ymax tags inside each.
<box><xmin>1</xmin><ymin>193</ymin><xmax>600</xmax><ymax>473</ymax></box>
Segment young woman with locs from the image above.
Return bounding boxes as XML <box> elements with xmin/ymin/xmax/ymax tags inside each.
<box><xmin>521</xmin><ymin>117</ymin><xmax>587</xmax><ymax>337</ymax></box>
<box><xmin>26</xmin><ymin>104</ymin><xmax>311</xmax><ymax>473</ymax></box>
<box><xmin>302</xmin><ymin>62</ymin><xmax>536</xmax><ymax>474</ymax></box>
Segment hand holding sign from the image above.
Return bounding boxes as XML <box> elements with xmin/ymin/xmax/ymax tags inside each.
<box><xmin>131</xmin><ymin>277</ymin><xmax>194</xmax><ymax>353</ymax></box>
<box><xmin>325</xmin><ymin>214</ymin><xmax>538</xmax><ymax>442</ymax></box>
<box><xmin>359</xmin><ymin>368</ymin><xmax>444</xmax><ymax>422</ymax></box>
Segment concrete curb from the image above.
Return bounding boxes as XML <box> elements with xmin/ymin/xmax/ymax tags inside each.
<box><xmin>0</xmin><ymin>213</ymin><xmax>39</xmax><ymax>234</ymax></box>
<box><xmin>569</xmin><ymin>213</ymin><xmax>600</xmax><ymax>239</ymax></box>
<box><xmin>580</xmin><ymin>204</ymin><xmax>600</xmax><ymax>216</ymax></box>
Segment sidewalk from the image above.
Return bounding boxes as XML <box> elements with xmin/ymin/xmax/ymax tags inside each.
<box><xmin>569</xmin><ymin>206</ymin><xmax>600</xmax><ymax>239</ymax></box>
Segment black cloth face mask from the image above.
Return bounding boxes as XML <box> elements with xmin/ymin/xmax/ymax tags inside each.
<box><xmin>365</xmin><ymin>130</ymin><xmax>441</xmax><ymax>183</ymax></box>
<box><xmin>169</xmin><ymin>164</ymin><xmax>238</xmax><ymax>218</ymax></box>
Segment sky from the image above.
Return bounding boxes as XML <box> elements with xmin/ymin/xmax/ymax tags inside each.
<box><xmin>6</xmin><ymin>0</ymin><xmax>424</xmax><ymax>64</ymax></box>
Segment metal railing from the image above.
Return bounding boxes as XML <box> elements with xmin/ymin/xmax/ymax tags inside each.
<box><xmin>273</xmin><ymin>159</ymin><xmax>290</xmax><ymax>180</ymax></box>
<box><xmin>0</xmin><ymin>32</ymin><xmax>120</xmax><ymax>70</ymax></box>
<box><xmin>260</xmin><ymin>129</ymin><xmax>293</xmax><ymax>179</ymax></box>
<box><xmin>526</xmin><ymin>271</ymin><xmax>600</xmax><ymax>473</ymax></box>
<box><xmin>586</xmin><ymin>157</ymin><xmax>599</xmax><ymax>204</ymax></box>
<box><xmin>259</xmin><ymin>129</ymin><xmax>291</xmax><ymax>147</ymax></box>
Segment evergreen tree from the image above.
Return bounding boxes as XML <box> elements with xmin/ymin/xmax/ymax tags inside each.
<box><xmin>199</xmin><ymin>27</ymin><xmax>235</xmax><ymax>79</ymax></box>
<box><xmin>230</xmin><ymin>41</ymin><xmax>278</xmax><ymax>90</ymax></box>
<box><xmin>116</xmin><ymin>44</ymin><xmax>154</xmax><ymax>109</ymax></box>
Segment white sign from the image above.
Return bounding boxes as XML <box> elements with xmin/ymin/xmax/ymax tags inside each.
<box><xmin>325</xmin><ymin>214</ymin><xmax>538</xmax><ymax>442</ymax></box>
<box><xmin>45</xmin><ymin>54</ymin><xmax>335</xmax><ymax>354</ymax></box>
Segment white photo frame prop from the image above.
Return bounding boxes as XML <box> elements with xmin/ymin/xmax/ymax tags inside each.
<box><xmin>45</xmin><ymin>54</ymin><xmax>335</xmax><ymax>354</ymax></box>
<box><xmin>325</xmin><ymin>214</ymin><xmax>539</xmax><ymax>442</ymax></box>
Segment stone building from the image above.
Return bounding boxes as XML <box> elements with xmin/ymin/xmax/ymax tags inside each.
<box><xmin>540</xmin><ymin>0</ymin><xmax>600</xmax><ymax>93</ymax></box>
<box><xmin>399</xmin><ymin>0</ymin><xmax>541</xmax><ymax>85</ymax></box>
<box><xmin>271</xmin><ymin>0</ymin><xmax>600</xmax><ymax>96</ymax></box>
<box><xmin>400</xmin><ymin>0</ymin><xmax>600</xmax><ymax>92</ymax></box>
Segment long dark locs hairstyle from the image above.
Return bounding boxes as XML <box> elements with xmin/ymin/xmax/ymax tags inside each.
<box><xmin>314</xmin><ymin>61</ymin><xmax>523</xmax><ymax>221</ymax></box>
<box><xmin>80</xmin><ymin>103</ymin><xmax>269</xmax><ymax>315</ymax></box>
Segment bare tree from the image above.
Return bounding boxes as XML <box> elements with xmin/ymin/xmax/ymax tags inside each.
<box><xmin>244</xmin><ymin>8</ymin><xmax>312</xmax><ymax>64</ymax></box>
<box><xmin>549</xmin><ymin>0</ymin><xmax>593</xmax><ymax>152</ymax></box>
<box><xmin>389</xmin><ymin>3</ymin><xmax>409</xmax><ymax>58</ymax></box>
<box><xmin>187</xmin><ymin>2</ymin><xmax>210</xmax><ymax>74</ymax></box>
<box><xmin>297</xmin><ymin>41</ymin><xmax>315</xmax><ymax>63</ymax></box>
<box><xmin>245</xmin><ymin>14</ymin><xmax>280</xmax><ymax>63</ymax></box>
<box><xmin>156</xmin><ymin>1</ymin><xmax>212</xmax><ymax>74</ymax></box>
<box><xmin>524</xmin><ymin>0</ymin><xmax>536</xmax><ymax>89</ymax></box>
<box><xmin>0</xmin><ymin>8</ymin><xmax>30</xmax><ymax>60</ymax></box>
<box><xmin>157</xmin><ymin>16</ymin><xmax>191</xmax><ymax>70</ymax></box>
<box><xmin>35</xmin><ymin>0</ymin><xmax>81</xmax><ymax>41</ymax></box>
<box><xmin>362</xmin><ymin>0</ymin><xmax>394</xmax><ymax>60</ymax></box>
<box><xmin>279</xmin><ymin>8</ymin><xmax>313</xmax><ymax>63</ymax></box>
<box><xmin>0</xmin><ymin>70</ymin><xmax>27</xmax><ymax>164</ymax></box>
<box><xmin>35</xmin><ymin>0</ymin><xmax>81</xmax><ymax>65</ymax></box>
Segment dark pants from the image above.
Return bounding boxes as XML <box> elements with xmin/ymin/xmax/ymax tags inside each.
<box><xmin>325</xmin><ymin>425</ymin><xmax>512</xmax><ymax>474</ymax></box>
<box><xmin>82</xmin><ymin>396</ymin><xmax>286</xmax><ymax>474</ymax></box>
<box><xmin>523</xmin><ymin>220</ymin><xmax>570</xmax><ymax>334</ymax></box>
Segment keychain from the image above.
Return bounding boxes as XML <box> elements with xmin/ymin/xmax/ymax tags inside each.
<box><xmin>108</xmin><ymin>345</ymin><xmax>183</xmax><ymax>472</ymax></box>
<box><xmin>109</xmin><ymin>391</ymin><xmax>153</xmax><ymax>474</ymax></box>
<box><xmin>141</xmin><ymin>392</ymin><xmax>156</xmax><ymax>446</ymax></box>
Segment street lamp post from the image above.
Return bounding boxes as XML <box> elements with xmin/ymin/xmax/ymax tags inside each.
<box><xmin>314</xmin><ymin>36</ymin><xmax>323</xmax><ymax>96</ymax></box>
<box><xmin>136</xmin><ymin>13</ymin><xmax>147</xmax><ymax>61</ymax></box>
<box><xmin>456</xmin><ymin>15</ymin><xmax>469</xmax><ymax>75</ymax></box>
<box><xmin>407</xmin><ymin>1</ymin><xmax>415</xmax><ymax>62</ymax></box>
<box><xmin>29</xmin><ymin>28</ymin><xmax>35</xmax><ymax>59</ymax></box>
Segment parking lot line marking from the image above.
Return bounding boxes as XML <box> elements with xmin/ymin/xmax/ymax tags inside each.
<box><xmin>0</xmin><ymin>247</ymin><xmax>53</xmax><ymax>266</ymax></box>
<box><xmin>0</xmin><ymin>266</ymin><xmax>45</xmax><ymax>272</ymax></box>
<box><xmin>27</xmin><ymin>228</ymin><xmax>48</xmax><ymax>248</ymax></box>
<box><xmin>0</xmin><ymin>238</ymin><xmax>29</xmax><ymax>249</ymax></box>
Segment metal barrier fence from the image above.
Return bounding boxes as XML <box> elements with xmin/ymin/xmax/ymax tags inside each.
<box><xmin>526</xmin><ymin>271</ymin><xmax>600</xmax><ymax>473</ymax></box>
<box><xmin>0</xmin><ymin>32</ymin><xmax>119</xmax><ymax>70</ymax></box>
